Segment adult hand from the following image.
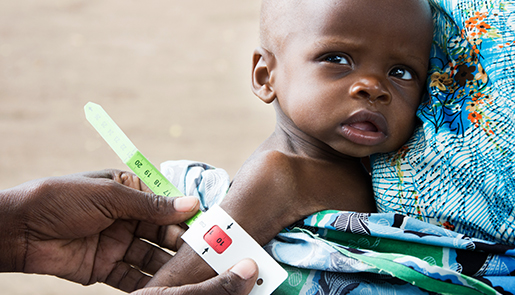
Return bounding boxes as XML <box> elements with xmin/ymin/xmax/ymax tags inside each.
<box><xmin>131</xmin><ymin>258</ymin><xmax>259</xmax><ymax>295</ymax></box>
<box><xmin>0</xmin><ymin>170</ymin><xmax>200</xmax><ymax>292</ymax></box>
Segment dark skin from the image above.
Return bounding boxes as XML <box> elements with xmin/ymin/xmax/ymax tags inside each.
<box><xmin>0</xmin><ymin>170</ymin><xmax>196</xmax><ymax>290</ymax></box>
<box><xmin>148</xmin><ymin>0</ymin><xmax>433</xmax><ymax>288</ymax></box>
<box><xmin>0</xmin><ymin>170</ymin><xmax>259</xmax><ymax>295</ymax></box>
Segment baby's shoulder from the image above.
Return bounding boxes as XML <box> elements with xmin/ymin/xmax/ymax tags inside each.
<box><xmin>245</xmin><ymin>150</ymin><xmax>302</xmax><ymax>175</ymax></box>
<box><xmin>235</xmin><ymin>150</ymin><xmax>323</xmax><ymax>191</ymax></box>
<box><xmin>232</xmin><ymin>150</ymin><xmax>302</xmax><ymax>189</ymax></box>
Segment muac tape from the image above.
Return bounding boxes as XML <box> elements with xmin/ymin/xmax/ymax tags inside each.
<box><xmin>84</xmin><ymin>102</ymin><xmax>287</xmax><ymax>294</ymax></box>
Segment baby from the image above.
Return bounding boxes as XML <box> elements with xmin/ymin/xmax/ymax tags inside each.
<box><xmin>148</xmin><ymin>0</ymin><xmax>434</xmax><ymax>289</ymax></box>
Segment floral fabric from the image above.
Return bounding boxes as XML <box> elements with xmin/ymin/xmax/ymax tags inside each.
<box><xmin>372</xmin><ymin>0</ymin><xmax>515</xmax><ymax>244</ymax></box>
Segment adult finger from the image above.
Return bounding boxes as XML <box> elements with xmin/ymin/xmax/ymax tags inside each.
<box><xmin>104</xmin><ymin>261</ymin><xmax>152</xmax><ymax>292</ymax></box>
<box><xmin>123</xmin><ymin>238</ymin><xmax>173</xmax><ymax>275</ymax></box>
<box><xmin>88</xmin><ymin>173</ymin><xmax>200</xmax><ymax>225</ymax></box>
<box><xmin>130</xmin><ymin>259</ymin><xmax>259</xmax><ymax>295</ymax></box>
<box><xmin>81</xmin><ymin>169</ymin><xmax>200</xmax><ymax>225</ymax></box>
<box><xmin>135</xmin><ymin>222</ymin><xmax>187</xmax><ymax>252</ymax></box>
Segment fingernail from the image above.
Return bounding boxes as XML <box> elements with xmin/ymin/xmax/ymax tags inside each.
<box><xmin>230</xmin><ymin>259</ymin><xmax>257</xmax><ymax>280</ymax></box>
<box><xmin>174</xmin><ymin>196</ymin><xmax>198</xmax><ymax>212</ymax></box>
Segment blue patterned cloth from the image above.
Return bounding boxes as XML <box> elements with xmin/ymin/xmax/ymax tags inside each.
<box><xmin>372</xmin><ymin>0</ymin><xmax>515</xmax><ymax>245</ymax></box>
<box><xmin>160</xmin><ymin>160</ymin><xmax>230</xmax><ymax>211</ymax></box>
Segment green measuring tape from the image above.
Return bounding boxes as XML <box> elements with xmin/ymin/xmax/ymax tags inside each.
<box><xmin>84</xmin><ymin>102</ymin><xmax>201</xmax><ymax>226</ymax></box>
<box><xmin>85</xmin><ymin>102</ymin><xmax>288</xmax><ymax>295</ymax></box>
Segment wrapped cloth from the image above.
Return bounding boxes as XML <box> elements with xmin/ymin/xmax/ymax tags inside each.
<box><xmin>161</xmin><ymin>160</ymin><xmax>515</xmax><ymax>294</ymax></box>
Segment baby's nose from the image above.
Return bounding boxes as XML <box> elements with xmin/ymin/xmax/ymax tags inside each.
<box><xmin>349</xmin><ymin>75</ymin><xmax>391</xmax><ymax>104</ymax></box>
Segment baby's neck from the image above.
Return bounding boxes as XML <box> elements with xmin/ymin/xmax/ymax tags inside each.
<box><xmin>271</xmin><ymin>114</ymin><xmax>359</xmax><ymax>165</ymax></box>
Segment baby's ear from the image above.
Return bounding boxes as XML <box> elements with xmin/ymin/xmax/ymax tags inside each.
<box><xmin>251</xmin><ymin>47</ymin><xmax>276</xmax><ymax>104</ymax></box>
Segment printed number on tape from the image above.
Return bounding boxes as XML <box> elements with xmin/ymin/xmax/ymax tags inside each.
<box><xmin>182</xmin><ymin>205</ymin><xmax>287</xmax><ymax>295</ymax></box>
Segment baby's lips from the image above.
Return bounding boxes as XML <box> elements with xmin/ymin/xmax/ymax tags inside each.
<box><xmin>348</xmin><ymin>121</ymin><xmax>378</xmax><ymax>132</ymax></box>
<box><xmin>343</xmin><ymin>109</ymin><xmax>388</xmax><ymax>135</ymax></box>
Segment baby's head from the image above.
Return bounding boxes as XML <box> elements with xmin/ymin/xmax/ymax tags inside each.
<box><xmin>252</xmin><ymin>0</ymin><xmax>433</xmax><ymax>157</ymax></box>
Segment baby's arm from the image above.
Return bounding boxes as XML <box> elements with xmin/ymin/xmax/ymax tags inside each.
<box><xmin>147</xmin><ymin>150</ymin><xmax>374</xmax><ymax>287</ymax></box>
<box><xmin>147</xmin><ymin>151</ymin><xmax>307</xmax><ymax>287</ymax></box>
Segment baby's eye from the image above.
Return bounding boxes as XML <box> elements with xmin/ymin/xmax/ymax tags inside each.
<box><xmin>389</xmin><ymin>67</ymin><xmax>413</xmax><ymax>80</ymax></box>
<box><xmin>323</xmin><ymin>54</ymin><xmax>350</xmax><ymax>65</ymax></box>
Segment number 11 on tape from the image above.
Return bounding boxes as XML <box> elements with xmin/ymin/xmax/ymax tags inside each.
<box><xmin>84</xmin><ymin>102</ymin><xmax>287</xmax><ymax>295</ymax></box>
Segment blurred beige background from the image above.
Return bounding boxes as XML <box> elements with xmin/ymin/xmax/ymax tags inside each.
<box><xmin>0</xmin><ymin>0</ymin><xmax>273</xmax><ymax>294</ymax></box>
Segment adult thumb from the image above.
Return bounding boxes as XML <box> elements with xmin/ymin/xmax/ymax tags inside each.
<box><xmin>87</xmin><ymin>169</ymin><xmax>201</xmax><ymax>225</ymax></box>
<box><xmin>109</xmin><ymin>187</ymin><xmax>200</xmax><ymax>225</ymax></box>
<box><xmin>130</xmin><ymin>259</ymin><xmax>259</xmax><ymax>295</ymax></box>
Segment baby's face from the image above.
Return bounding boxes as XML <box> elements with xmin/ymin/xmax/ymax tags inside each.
<box><xmin>270</xmin><ymin>0</ymin><xmax>433</xmax><ymax>157</ymax></box>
